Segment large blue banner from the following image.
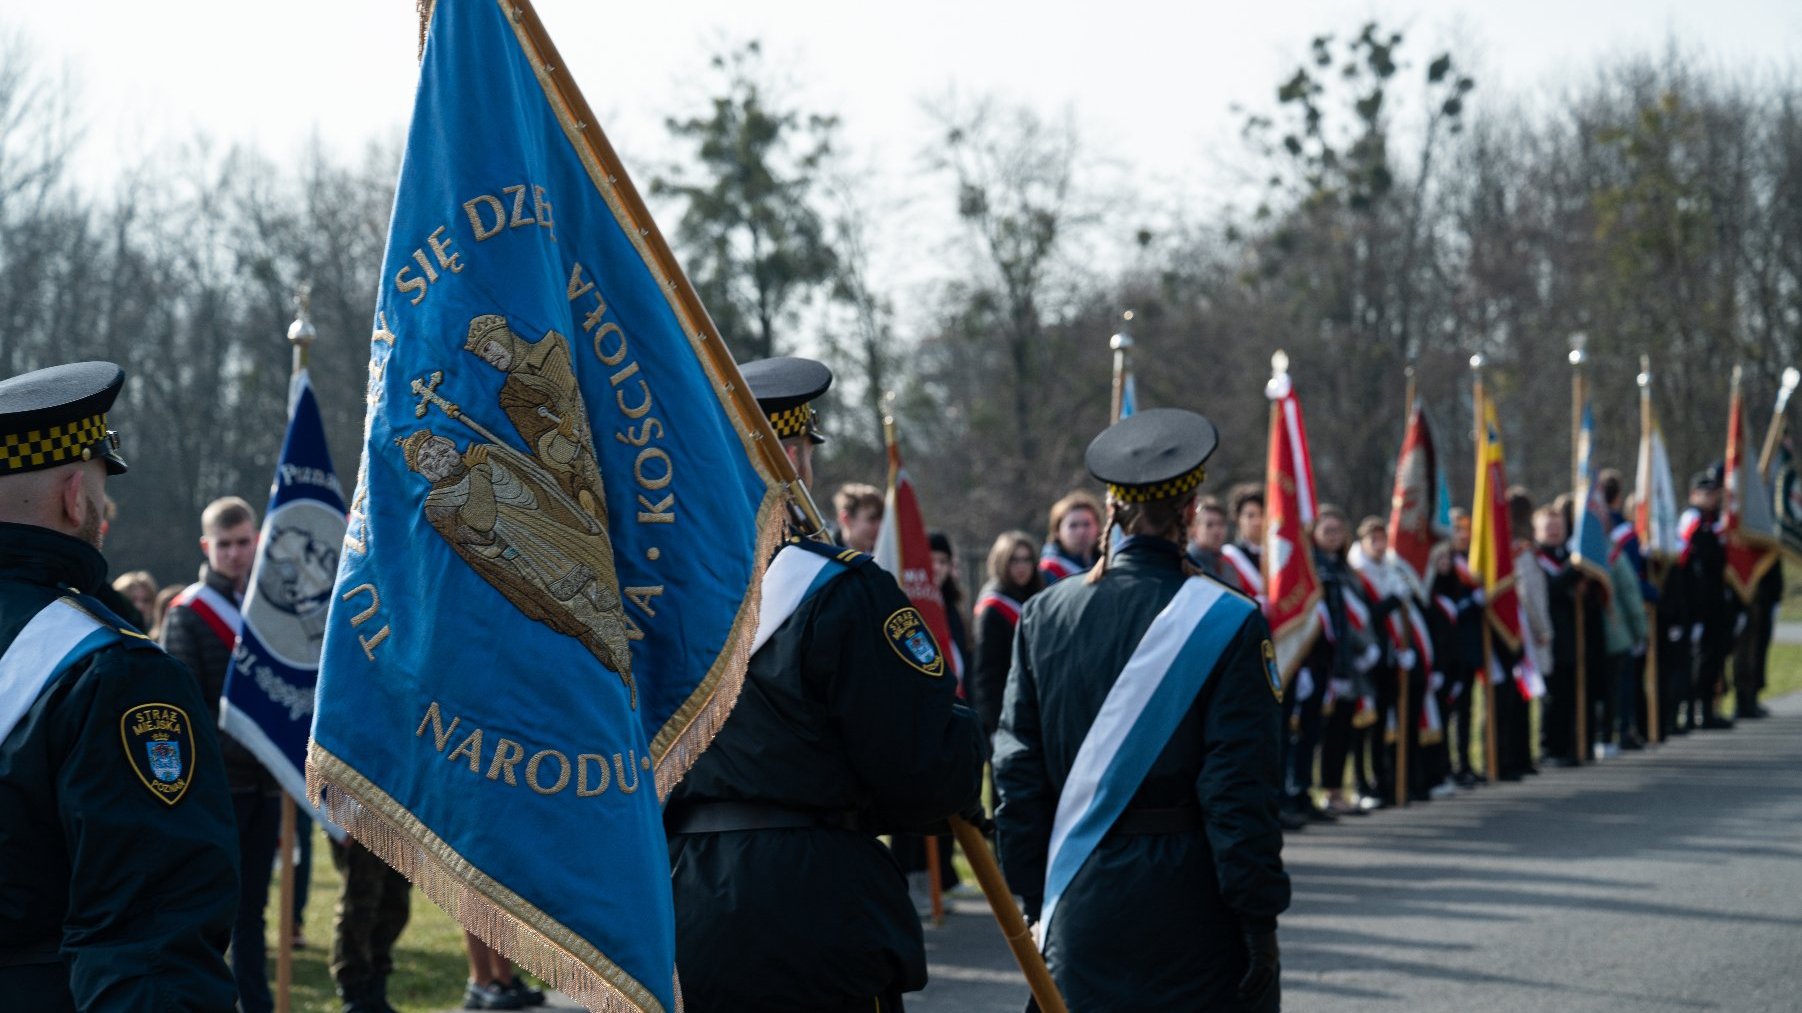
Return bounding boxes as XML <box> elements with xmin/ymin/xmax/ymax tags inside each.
<box><xmin>221</xmin><ymin>370</ymin><xmax>345</xmax><ymax>825</ymax></box>
<box><xmin>309</xmin><ymin>2</ymin><xmax>781</xmax><ymax>1009</ymax></box>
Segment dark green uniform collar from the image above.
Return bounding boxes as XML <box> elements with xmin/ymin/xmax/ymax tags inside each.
<box><xmin>0</xmin><ymin>521</ymin><xmax>107</xmax><ymax>593</ymax></box>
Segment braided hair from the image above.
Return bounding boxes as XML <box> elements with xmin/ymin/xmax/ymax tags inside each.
<box><xmin>1085</xmin><ymin>492</ymin><xmax>1204</xmax><ymax>584</ymax></box>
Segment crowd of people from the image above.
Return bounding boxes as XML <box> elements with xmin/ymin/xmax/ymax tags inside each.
<box><xmin>895</xmin><ymin>461</ymin><xmax>1780</xmax><ymax>844</ymax></box>
<box><xmin>4</xmin><ymin>355</ymin><xmax>1787</xmax><ymax>1013</ymax></box>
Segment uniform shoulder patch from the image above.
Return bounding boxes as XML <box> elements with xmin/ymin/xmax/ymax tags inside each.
<box><xmin>787</xmin><ymin>537</ymin><xmax>871</xmax><ymax>568</ymax></box>
<box><xmin>1261</xmin><ymin>639</ymin><xmax>1283</xmax><ymax>702</ymax></box>
<box><xmin>883</xmin><ymin>607</ymin><xmax>945</xmax><ymax>677</ymax></box>
<box><xmin>121</xmin><ymin>702</ymin><xmax>194</xmax><ymax>805</ymax></box>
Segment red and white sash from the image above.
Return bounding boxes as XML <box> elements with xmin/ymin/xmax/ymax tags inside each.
<box><xmin>975</xmin><ymin>591</ymin><xmax>1024</xmax><ymax>627</ymax></box>
<box><xmin>1038</xmin><ymin>549</ymin><xmax>1088</xmax><ymax>584</ymax></box>
<box><xmin>172</xmin><ymin>582</ymin><xmax>243</xmax><ymax>651</ymax></box>
<box><xmin>1220</xmin><ymin>543</ymin><xmax>1265</xmax><ymax>600</ymax></box>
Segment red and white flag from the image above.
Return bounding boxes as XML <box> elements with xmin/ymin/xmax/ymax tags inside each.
<box><xmin>1724</xmin><ymin>370</ymin><xmax>1779</xmax><ymax>602</ymax></box>
<box><xmin>1387</xmin><ymin>398</ymin><xmax>1443</xmax><ymax>598</ymax></box>
<box><xmin>1264</xmin><ymin>361</ymin><xmax>1323</xmax><ymax>684</ymax></box>
<box><xmin>874</xmin><ymin>423</ymin><xmax>963</xmax><ymax>685</ymax></box>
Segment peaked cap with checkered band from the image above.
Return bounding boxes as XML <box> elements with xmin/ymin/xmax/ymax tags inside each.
<box><xmin>740</xmin><ymin>356</ymin><xmax>832</xmax><ymax>445</ymax></box>
<box><xmin>0</xmin><ymin>362</ymin><xmax>129</xmax><ymax>477</ymax></box>
<box><xmin>1084</xmin><ymin>408</ymin><xmax>1217</xmax><ymax>504</ymax></box>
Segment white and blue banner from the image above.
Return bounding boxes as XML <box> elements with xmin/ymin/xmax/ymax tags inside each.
<box><xmin>1037</xmin><ymin>578</ymin><xmax>1254</xmax><ymax>945</ymax></box>
<box><xmin>221</xmin><ymin>370</ymin><xmax>346</xmax><ymax>823</ymax></box>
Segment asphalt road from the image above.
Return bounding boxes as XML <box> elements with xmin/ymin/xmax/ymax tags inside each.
<box><xmin>473</xmin><ymin>694</ymin><xmax>1802</xmax><ymax>1012</ymax></box>
<box><xmin>913</xmin><ymin>691</ymin><xmax>1802</xmax><ymax>1012</ymax></box>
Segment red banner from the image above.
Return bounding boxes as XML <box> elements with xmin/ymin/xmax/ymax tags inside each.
<box><xmin>873</xmin><ymin>428</ymin><xmax>962</xmax><ymax>684</ymax></box>
<box><xmin>1264</xmin><ymin>370</ymin><xmax>1322</xmax><ymax>683</ymax></box>
<box><xmin>1387</xmin><ymin>398</ymin><xmax>1439</xmax><ymax>598</ymax></box>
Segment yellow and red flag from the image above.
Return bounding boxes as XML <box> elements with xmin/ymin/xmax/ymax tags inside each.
<box><xmin>1470</xmin><ymin>395</ymin><xmax>1525</xmax><ymax>656</ymax></box>
<box><xmin>1263</xmin><ymin>361</ymin><xmax>1322</xmax><ymax>683</ymax></box>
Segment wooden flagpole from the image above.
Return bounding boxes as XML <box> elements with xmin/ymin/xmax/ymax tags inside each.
<box><xmin>1395</xmin><ymin>367</ymin><xmax>1415</xmax><ymax>808</ymax></box>
<box><xmin>493</xmin><ymin>0</ymin><xmax>827</xmax><ymax>538</ymax></box>
<box><xmin>951</xmin><ymin>818</ymin><xmax>1068</xmax><ymax>1013</ymax></box>
<box><xmin>276</xmin><ymin>798</ymin><xmax>297</xmax><ymax>1013</ymax></box>
<box><xmin>273</xmin><ymin>290</ymin><xmax>317</xmax><ymax>1013</ymax></box>
<box><xmin>1569</xmin><ymin>337</ymin><xmax>1588</xmax><ymax>764</ymax></box>
<box><xmin>1638</xmin><ymin>358</ymin><xmax>1660</xmax><ymax>745</ymax></box>
<box><xmin>1109</xmin><ymin>312</ymin><xmax>1134</xmax><ymax>425</ymax></box>
<box><xmin>495</xmin><ymin>4</ymin><xmax>1063</xmax><ymax>1007</ymax></box>
<box><xmin>886</xmin><ymin>400</ymin><xmax>944</xmax><ymax>927</ymax></box>
<box><xmin>1472</xmin><ymin>356</ymin><xmax>1501</xmax><ymax>784</ymax></box>
<box><xmin>1758</xmin><ymin>368</ymin><xmax>1800</xmax><ymax>478</ymax></box>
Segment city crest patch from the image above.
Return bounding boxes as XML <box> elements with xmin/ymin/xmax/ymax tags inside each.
<box><xmin>121</xmin><ymin>702</ymin><xmax>193</xmax><ymax>806</ymax></box>
<box><xmin>1261</xmin><ymin>639</ymin><xmax>1283</xmax><ymax>702</ymax></box>
<box><xmin>883</xmin><ymin>607</ymin><xmax>945</xmax><ymax>677</ymax></box>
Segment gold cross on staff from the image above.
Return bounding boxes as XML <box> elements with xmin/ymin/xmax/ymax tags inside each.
<box><xmin>411</xmin><ymin>371</ymin><xmax>462</xmax><ymax>420</ymax></box>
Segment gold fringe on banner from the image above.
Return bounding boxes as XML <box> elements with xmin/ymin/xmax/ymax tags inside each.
<box><xmin>648</xmin><ymin>492</ymin><xmax>786</xmax><ymax>799</ymax></box>
<box><xmin>307</xmin><ymin>746</ymin><xmax>671</xmax><ymax>1013</ymax></box>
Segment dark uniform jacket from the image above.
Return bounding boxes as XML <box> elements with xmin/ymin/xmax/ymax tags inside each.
<box><xmin>0</xmin><ymin>523</ymin><xmax>238</xmax><ymax>1012</ymax></box>
<box><xmin>1187</xmin><ymin>545</ymin><xmax>1250</xmax><ymax>597</ymax></box>
<box><xmin>1538</xmin><ymin>545</ymin><xmax>1603</xmax><ymax>673</ymax></box>
<box><xmin>994</xmin><ymin>537</ymin><xmax>1290</xmax><ymax>1012</ymax></box>
<box><xmin>1433</xmin><ymin>557</ymin><xmax>1485</xmax><ymax>677</ymax></box>
<box><xmin>666</xmin><ymin>540</ymin><xmax>984</xmax><ymax>1011</ymax></box>
<box><xmin>160</xmin><ymin>565</ymin><xmax>275</xmax><ymax>795</ymax></box>
<box><xmin>1677</xmin><ymin>508</ymin><xmax>1740</xmax><ymax>657</ymax></box>
<box><xmin>1308</xmin><ymin>550</ymin><xmax>1376</xmax><ymax>698</ymax></box>
<box><xmin>972</xmin><ymin>580</ymin><xmax>1038</xmax><ymax>739</ymax></box>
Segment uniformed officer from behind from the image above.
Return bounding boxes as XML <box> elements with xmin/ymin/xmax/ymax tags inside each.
<box><xmin>994</xmin><ymin>408</ymin><xmax>1290</xmax><ymax>1012</ymax></box>
<box><xmin>0</xmin><ymin>362</ymin><xmax>239</xmax><ymax>1011</ymax></box>
<box><xmin>665</xmin><ymin>357</ymin><xmax>986</xmax><ymax>1012</ymax></box>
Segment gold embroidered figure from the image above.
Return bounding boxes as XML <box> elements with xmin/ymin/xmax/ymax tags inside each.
<box><xmin>464</xmin><ymin>316</ymin><xmax>606</xmax><ymax>519</ymax></box>
<box><xmin>404</xmin><ymin>350</ymin><xmax>634</xmax><ymax>706</ymax></box>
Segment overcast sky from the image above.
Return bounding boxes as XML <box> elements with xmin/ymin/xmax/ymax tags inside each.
<box><xmin>14</xmin><ymin>1</ymin><xmax>1799</xmax><ymax>186</ymax></box>
<box><xmin>9</xmin><ymin>0</ymin><xmax>1800</xmax><ymax>335</ymax></box>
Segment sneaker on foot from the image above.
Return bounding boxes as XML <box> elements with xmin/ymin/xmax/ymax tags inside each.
<box><xmin>504</xmin><ymin>976</ymin><xmax>546</xmax><ymax>1007</ymax></box>
<box><xmin>1429</xmin><ymin>779</ymin><xmax>1458</xmax><ymax>800</ymax></box>
<box><xmin>465</xmin><ymin>980</ymin><xmax>526</xmax><ymax>1010</ymax></box>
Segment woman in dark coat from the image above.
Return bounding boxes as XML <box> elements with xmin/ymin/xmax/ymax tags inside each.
<box><xmin>972</xmin><ymin>530</ymin><xmax>1045</xmax><ymax>739</ymax></box>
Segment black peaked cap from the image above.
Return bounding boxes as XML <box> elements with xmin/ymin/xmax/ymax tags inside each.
<box><xmin>740</xmin><ymin>356</ymin><xmax>832</xmax><ymax>444</ymax></box>
<box><xmin>0</xmin><ymin>361</ymin><xmax>129</xmax><ymax>476</ymax></box>
<box><xmin>1085</xmin><ymin>408</ymin><xmax>1218</xmax><ymax>501</ymax></box>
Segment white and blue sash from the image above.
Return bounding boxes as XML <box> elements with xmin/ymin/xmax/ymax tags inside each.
<box><xmin>749</xmin><ymin>544</ymin><xmax>855</xmax><ymax>655</ymax></box>
<box><xmin>1038</xmin><ymin>577</ymin><xmax>1254</xmax><ymax>945</ymax></box>
<box><xmin>0</xmin><ymin>597</ymin><xmax>133</xmax><ymax>745</ymax></box>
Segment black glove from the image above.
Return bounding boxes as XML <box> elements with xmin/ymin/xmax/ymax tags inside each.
<box><xmin>957</xmin><ymin>802</ymin><xmax>995</xmax><ymax>838</ymax></box>
<box><xmin>1237</xmin><ymin>929</ymin><xmax>1279</xmax><ymax>1003</ymax></box>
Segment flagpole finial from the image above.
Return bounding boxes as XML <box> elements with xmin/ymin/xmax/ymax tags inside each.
<box><xmin>1637</xmin><ymin>364</ymin><xmax>1651</xmax><ymax>389</ymax></box>
<box><xmin>1567</xmin><ymin>331</ymin><xmax>1587</xmax><ymax>367</ymax></box>
<box><xmin>287</xmin><ymin>285</ymin><xmax>316</xmax><ymax>350</ymax></box>
<box><xmin>1468</xmin><ymin>353</ymin><xmax>1484</xmax><ymax>372</ymax></box>
<box><xmin>287</xmin><ymin>285</ymin><xmax>317</xmax><ymax>374</ymax></box>
<box><xmin>1271</xmin><ymin>350</ymin><xmax>1289</xmax><ymax>376</ymax></box>
<box><xmin>1110</xmin><ymin>311</ymin><xmax>1134</xmax><ymax>352</ymax></box>
<box><xmin>1783</xmin><ymin>367</ymin><xmax>1800</xmax><ymax>396</ymax></box>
